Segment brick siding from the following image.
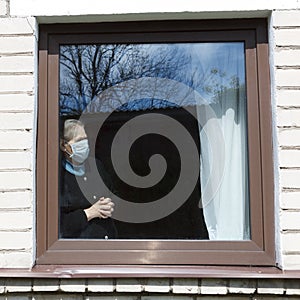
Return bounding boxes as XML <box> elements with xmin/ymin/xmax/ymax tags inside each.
<box><xmin>273</xmin><ymin>9</ymin><xmax>300</xmax><ymax>270</ymax></box>
<box><xmin>0</xmin><ymin>0</ymin><xmax>300</xmax><ymax>297</ymax></box>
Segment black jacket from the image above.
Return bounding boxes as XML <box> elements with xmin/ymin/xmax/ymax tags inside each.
<box><xmin>59</xmin><ymin>158</ymin><xmax>117</xmax><ymax>239</ymax></box>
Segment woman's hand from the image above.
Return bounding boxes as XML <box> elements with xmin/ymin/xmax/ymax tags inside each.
<box><xmin>84</xmin><ymin>197</ymin><xmax>115</xmax><ymax>221</ymax></box>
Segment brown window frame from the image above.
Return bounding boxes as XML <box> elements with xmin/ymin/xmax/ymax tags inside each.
<box><xmin>37</xmin><ymin>18</ymin><xmax>275</xmax><ymax>266</ymax></box>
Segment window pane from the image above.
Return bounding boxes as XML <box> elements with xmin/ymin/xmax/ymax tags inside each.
<box><xmin>58</xmin><ymin>42</ymin><xmax>249</xmax><ymax>240</ymax></box>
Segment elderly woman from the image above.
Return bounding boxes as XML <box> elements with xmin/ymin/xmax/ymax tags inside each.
<box><xmin>59</xmin><ymin>119</ymin><xmax>117</xmax><ymax>239</ymax></box>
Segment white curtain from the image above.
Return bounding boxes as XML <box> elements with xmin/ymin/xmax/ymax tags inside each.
<box><xmin>196</xmin><ymin>44</ymin><xmax>250</xmax><ymax>240</ymax></box>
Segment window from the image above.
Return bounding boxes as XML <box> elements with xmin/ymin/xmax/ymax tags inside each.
<box><xmin>37</xmin><ymin>19</ymin><xmax>275</xmax><ymax>265</ymax></box>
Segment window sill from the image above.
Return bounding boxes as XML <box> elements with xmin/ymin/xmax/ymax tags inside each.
<box><xmin>0</xmin><ymin>265</ymin><xmax>299</xmax><ymax>279</ymax></box>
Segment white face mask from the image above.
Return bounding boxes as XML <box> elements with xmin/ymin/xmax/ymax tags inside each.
<box><xmin>70</xmin><ymin>139</ymin><xmax>90</xmax><ymax>164</ymax></box>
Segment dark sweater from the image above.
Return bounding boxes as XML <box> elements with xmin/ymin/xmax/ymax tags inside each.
<box><xmin>59</xmin><ymin>159</ymin><xmax>117</xmax><ymax>239</ymax></box>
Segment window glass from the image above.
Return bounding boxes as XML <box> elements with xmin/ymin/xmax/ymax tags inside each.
<box><xmin>58</xmin><ymin>42</ymin><xmax>249</xmax><ymax>240</ymax></box>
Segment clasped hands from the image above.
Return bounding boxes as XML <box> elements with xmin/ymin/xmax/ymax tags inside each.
<box><xmin>84</xmin><ymin>197</ymin><xmax>115</xmax><ymax>221</ymax></box>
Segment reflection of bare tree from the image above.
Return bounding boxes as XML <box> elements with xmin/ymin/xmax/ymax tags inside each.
<box><xmin>60</xmin><ymin>45</ymin><xmax>130</xmax><ymax>114</ymax></box>
<box><xmin>60</xmin><ymin>43</ymin><xmax>245</xmax><ymax>115</ymax></box>
<box><xmin>60</xmin><ymin>44</ymin><xmax>193</xmax><ymax>115</ymax></box>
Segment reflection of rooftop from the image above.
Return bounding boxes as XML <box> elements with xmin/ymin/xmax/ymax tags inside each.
<box><xmin>60</xmin><ymin>105</ymin><xmax>199</xmax><ymax>126</ymax></box>
<box><xmin>79</xmin><ymin>105</ymin><xmax>199</xmax><ymax>135</ymax></box>
<box><xmin>116</xmin><ymin>98</ymin><xmax>179</xmax><ymax>112</ymax></box>
<box><xmin>60</xmin><ymin>97</ymin><xmax>186</xmax><ymax>116</ymax></box>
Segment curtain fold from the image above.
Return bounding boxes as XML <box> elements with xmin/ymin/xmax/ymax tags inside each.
<box><xmin>197</xmin><ymin>44</ymin><xmax>250</xmax><ymax>240</ymax></box>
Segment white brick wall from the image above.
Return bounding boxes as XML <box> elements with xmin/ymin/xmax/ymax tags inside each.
<box><xmin>0</xmin><ymin>211</ymin><xmax>32</xmax><ymax>230</ymax></box>
<box><xmin>282</xmin><ymin>233</ymin><xmax>300</xmax><ymax>252</ymax></box>
<box><xmin>277</xmin><ymin>108</ymin><xmax>300</xmax><ymax>127</ymax></box>
<box><xmin>282</xmin><ymin>254</ymin><xmax>300</xmax><ymax>270</ymax></box>
<box><xmin>0</xmin><ymin>13</ymin><xmax>36</xmax><ymax>268</ymax></box>
<box><xmin>7</xmin><ymin>0</ymin><xmax>300</xmax><ymax>16</ymax></box>
<box><xmin>0</xmin><ymin>36</ymin><xmax>35</xmax><ymax>54</ymax></box>
<box><xmin>273</xmin><ymin>9</ymin><xmax>300</xmax><ymax>270</ymax></box>
<box><xmin>0</xmin><ymin>75</ymin><xmax>34</xmax><ymax>93</ymax></box>
<box><xmin>60</xmin><ymin>279</ymin><xmax>86</xmax><ymax>293</ymax></box>
<box><xmin>87</xmin><ymin>279</ymin><xmax>114</xmax><ymax>292</ymax></box>
<box><xmin>0</xmin><ymin>0</ymin><xmax>299</xmax><ymax>281</ymax></box>
<box><xmin>281</xmin><ymin>191</ymin><xmax>300</xmax><ymax>209</ymax></box>
<box><xmin>0</xmin><ymin>191</ymin><xmax>32</xmax><ymax>209</ymax></box>
<box><xmin>280</xmin><ymin>170</ymin><xmax>300</xmax><ymax>189</ymax></box>
<box><xmin>275</xmin><ymin>28</ymin><xmax>300</xmax><ymax>46</ymax></box>
<box><xmin>0</xmin><ymin>231</ymin><xmax>32</xmax><ymax>249</ymax></box>
<box><xmin>0</xmin><ymin>171</ymin><xmax>32</xmax><ymax>190</ymax></box>
<box><xmin>0</xmin><ymin>94</ymin><xmax>34</xmax><ymax>111</ymax></box>
<box><xmin>0</xmin><ymin>0</ymin><xmax>7</xmax><ymax>16</ymax></box>
<box><xmin>32</xmin><ymin>279</ymin><xmax>60</xmax><ymax>292</ymax></box>
<box><xmin>0</xmin><ymin>56</ymin><xmax>34</xmax><ymax>73</ymax></box>
<box><xmin>0</xmin><ymin>130</ymin><xmax>33</xmax><ymax>150</ymax></box>
<box><xmin>3</xmin><ymin>3</ymin><xmax>300</xmax><ymax>298</ymax></box>
<box><xmin>172</xmin><ymin>278</ymin><xmax>199</xmax><ymax>294</ymax></box>
<box><xmin>228</xmin><ymin>279</ymin><xmax>256</xmax><ymax>294</ymax></box>
<box><xmin>116</xmin><ymin>279</ymin><xmax>144</xmax><ymax>292</ymax></box>
<box><xmin>0</xmin><ymin>113</ymin><xmax>33</xmax><ymax>129</ymax></box>
<box><xmin>0</xmin><ymin>18</ymin><xmax>35</xmax><ymax>35</ymax></box>
<box><xmin>200</xmin><ymin>279</ymin><xmax>227</xmax><ymax>295</ymax></box>
<box><xmin>144</xmin><ymin>279</ymin><xmax>170</xmax><ymax>293</ymax></box>
<box><xmin>257</xmin><ymin>279</ymin><xmax>285</xmax><ymax>294</ymax></box>
<box><xmin>0</xmin><ymin>152</ymin><xmax>31</xmax><ymax>170</ymax></box>
<box><xmin>1</xmin><ymin>278</ymin><xmax>300</xmax><ymax>297</ymax></box>
<box><xmin>275</xmin><ymin>49</ymin><xmax>300</xmax><ymax>67</ymax></box>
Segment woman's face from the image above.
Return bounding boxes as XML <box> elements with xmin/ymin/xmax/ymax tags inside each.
<box><xmin>61</xmin><ymin>125</ymin><xmax>88</xmax><ymax>163</ymax></box>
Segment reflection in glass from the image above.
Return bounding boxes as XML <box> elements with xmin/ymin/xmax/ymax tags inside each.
<box><xmin>59</xmin><ymin>42</ymin><xmax>249</xmax><ymax>240</ymax></box>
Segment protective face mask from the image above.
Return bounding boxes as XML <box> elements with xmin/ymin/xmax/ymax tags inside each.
<box><xmin>70</xmin><ymin>139</ymin><xmax>90</xmax><ymax>164</ymax></box>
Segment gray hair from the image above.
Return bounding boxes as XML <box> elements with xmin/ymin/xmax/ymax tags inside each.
<box><xmin>63</xmin><ymin>119</ymin><xmax>85</xmax><ymax>142</ymax></box>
